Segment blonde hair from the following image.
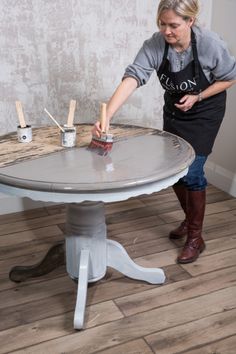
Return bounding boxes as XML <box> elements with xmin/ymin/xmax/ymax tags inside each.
<box><xmin>157</xmin><ymin>0</ymin><xmax>199</xmax><ymax>27</ymax></box>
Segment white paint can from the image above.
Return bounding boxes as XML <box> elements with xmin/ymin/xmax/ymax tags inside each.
<box><xmin>61</xmin><ymin>125</ymin><xmax>77</xmax><ymax>147</ymax></box>
<box><xmin>17</xmin><ymin>125</ymin><xmax>32</xmax><ymax>143</ymax></box>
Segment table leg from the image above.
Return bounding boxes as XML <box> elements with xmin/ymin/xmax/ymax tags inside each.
<box><xmin>65</xmin><ymin>201</ymin><xmax>166</xmax><ymax>330</ymax></box>
<box><xmin>65</xmin><ymin>202</ymin><xmax>107</xmax><ymax>330</ymax></box>
<box><xmin>9</xmin><ymin>241</ymin><xmax>65</xmax><ymax>282</ymax></box>
<box><xmin>73</xmin><ymin>249</ymin><xmax>90</xmax><ymax>329</ymax></box>
<box><xmin>107</xmin><ymin>239</ymin><xmax>165</xmax><ymax>284</ymax></box>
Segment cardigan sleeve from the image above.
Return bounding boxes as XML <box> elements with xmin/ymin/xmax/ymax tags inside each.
<box><xmin>122</xmin><ymin>32</ymin><xmax>165</xmax><ymax>87</ymax></box>
<box><xmin>196</xmin><ymin>26</ymin><xmax>236</xmax><ymax>82</ymax></box>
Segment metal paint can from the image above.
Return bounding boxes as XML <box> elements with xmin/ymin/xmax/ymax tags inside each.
<box><xmin>17</xmin><ymin>125</ymin><xmax>32</xmax><ymax>143</ymax></box>
<box><xmin>61</xmin><ymin>125</ymin><xmax>76</xmax><ymax>147</ymax></box>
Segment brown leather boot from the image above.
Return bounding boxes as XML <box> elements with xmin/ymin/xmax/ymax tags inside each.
<box><xmin>177</xmin><ymin>190</ymin><xmax>206</xmax><ymax>264</ymax></box>
<box><xmin>169</xmin><ymin>184</ymin><xmax>188</xmax><ymax>240</ymax></box>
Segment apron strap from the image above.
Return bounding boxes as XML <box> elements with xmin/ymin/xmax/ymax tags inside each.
<box><xmin>191</xmin><ymin>28</ymin><xmax>200</xmax><ymax>82</ymax></box>
<box><xmin>157</xmin><ymin>40</ymin><xmax>169</xmax><ymax>74</ymax></box>
<box><xmin>158</xmin><ymin>28</ymin><xmax>200</xmax><ymax>82</ymax></box>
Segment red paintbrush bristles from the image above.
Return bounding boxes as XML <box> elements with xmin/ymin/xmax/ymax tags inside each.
<box><xmin>88</xmin><ymin>133</ymin><xmax>113</xmax><ymax>156</ymax></box>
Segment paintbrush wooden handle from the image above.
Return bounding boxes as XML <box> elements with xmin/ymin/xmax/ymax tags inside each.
<box><xmin>44</xmin><ymin>108</ymin><xmax>65</xmax><ymax>132</ymax></box>
<box><xmin>100</xmin><ymin>102</ymin><xmax>107</xmax><ymax>133</ymax></box>
<box><xmin>15</xmin><ymin>101</ymin><xmax>26</xmax><ymax>128</ymax></box>
<box><xmin>67</xmin><ymin>100</ymin><xmax>76</xmax><ymax>127</ymax></box>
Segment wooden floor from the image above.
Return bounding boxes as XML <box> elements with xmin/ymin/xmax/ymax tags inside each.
<box><xmin>0</xmin><ymin>185</ymin><xmax>236</xmax><ymax>354</ymax></box>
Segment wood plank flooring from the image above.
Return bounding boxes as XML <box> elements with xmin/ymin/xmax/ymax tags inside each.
<box><xmin>0</xmin><ymin>184</ymin><xmax>235</xmax><ymax>354</ymax></box>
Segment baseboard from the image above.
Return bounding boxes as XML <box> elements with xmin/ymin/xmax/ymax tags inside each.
<box><xmin>205</xmin><ymin>161</ymin><xmax>236</xmax><ymax>197</ymax></box>
<box><xmin>0</xmin><ymin>192</ymin><xmax>54</xmax><ymax>215</ymax></box>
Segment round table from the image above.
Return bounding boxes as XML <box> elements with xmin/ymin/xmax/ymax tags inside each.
<box><xmin>0</xmin><ymin>125</ymin><xmax>195</xmax><ymax>329</ymax></box>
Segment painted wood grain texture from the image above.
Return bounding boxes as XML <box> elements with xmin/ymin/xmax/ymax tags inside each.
<box><xmin>0</xmin><ymin>124</ymin><xmax>155</xmax><ymax>168</ymax></box>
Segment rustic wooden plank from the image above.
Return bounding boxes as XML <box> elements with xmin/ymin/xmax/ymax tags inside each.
<box><xmin>0</xmin><ymin>297</ymin><xmax>123</xmax><ymax>332</ymax></box>
<box><xmin>138</xmin><ymin>191</ymin><xmax>177</xmax><ymax>206</ymax></box>
<box><xmin>137</xmin><ymin>185</ymin><xmax>231</xmax><ymax>206</ymax></box>
<box><xmin>105</xmin><ymin>199</ymin><xmax>145</xmax><ymax>215</ymax></box>
<box><xmin>0</xmin><ymin>271</ymin><xmax>133</xmax><ymax>309</ymax></box>
<box><xmin>98</xmin><ymin>263</ymin><xmax>190</xmax><ymax>287</ymax></box>
<box><xmin>145</xmin><ymin>308</ymin><xmax>236</xmax><ymax>354</ymax></box>
<box><xmin>9</xmin><ymin>287</ymin><xmax>236</xmax><ymax>354</ymax></box>
<box><xmin>0</xmin><ymin>300</ymin><xmax>124</xmax><ymax>354</ymax></box>
<box><xmin>0</xmin><ymin>207</ymin><xmax>49</xmax><ymax>225</ymax></box>
<box><xmin>163</xmin><ymin>264</ymin><xmax>191</xmax><ymax>282</ymax></box>
<box><xmin>172</xmin><ymin>234</ymin><xmax>236</xmax><ymax>257</ymax></box>
<box><xmin>0</xmin><ymin>263</ymin><xmax>66</xmax><ymax>292</ymax></box>
<box><xmin>0</xmin><ymin>265</ymin><xmax>188</xmax><ymax>330</ymax></box>
<box><xmin>93</xmin><ymin>339</ymin><xmax>154</xmax><ymax>354</ymax></box>
<box><xmin>125</xmin><ymin>236</ymin><xmax>177</xmax><ymax>259</ymax></box>
<box><xmin>0</xmin><ymin>247</ymin><xmax>65</xmax><ymax>276</ymax></box>
<box><xmin>207</xmin><ymin>198</ymin><xmax>236</xmax><ymax>212</ymax></box>
<box><xmin>181</xmin><ymin>248</ymin><xmax>236</xmax><ymax>276</ymax></box>
<box><xmin>0</xmin><ymin>235</ymin><xmax>64</xmax><ymax>261</ymax></box>
<box><xmin>134</xmin><ymin>248</ymin><xmax>178</xmax><ymax>268</ymax></box>
<box><xmin>0</xmin><ymin>225</ymin><xmax>63</xmax><ymax>248</ymax></box>
<box><xmin>115</xmin><ymin>265</ymin><xmax>236</xmax><ymax>316</ymax></box>
<box><xmin>181</xmin><ymin>335</ymin><xmax>236</xmax><ymax>354</ymax></box>
<box><xmin>205</xmin><ymin>190</ymin><xmax>233</xmax><ymax>203</ymax></box>
<box><xmin>159</xmin><ymin>200</ymin><xmax>236</xmax><ymax>224</ymax></box>
<box><xmin>0</xmin><ymin>275</ymin><xmax>73</xmax><ymax>309</ymax></box>
<box><xmin>105</xmin><ymin>205</ymin><xmax>165</xmax><ymax>225</ymax></box>
<box><xmin>110</xmin><ymin>224</ymin><xmax>175</xmax><ymax>248</ymax></box>
<box><xmin>107</xmin><ymin>215</ymin><xmax>165</xmax><ymax>238</ymax></box>
<box><xmin>137</xmin><ymin>193</ymin><xmax>235</xmax><ymax>220</ymax></box>
<box><xmin>0</xmin><ymin>213</ymin><xmax>66</xmax><ymax>236</ymax></box>
<box><xmin>0</xmin><ymin>264</ymin><xmax>189</xmax><ymax>325</ymax></box>
<box><xmin>85</xmin><ymin>301</ymin><xmax>124</xmax><ymax>328</ymax></box>
<box><xmin>45</xmin><ymin>203</ymin><xmax>66</xmax><ymax>215</ymax></box>
<box><xmin>109</xmin><ymin>213</ymin><xmax>236</xmax><ymax>251</ymax></box>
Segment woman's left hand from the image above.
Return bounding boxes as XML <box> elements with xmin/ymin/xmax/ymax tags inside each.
<box><xmin>174</xmin><ymin>94</ymin><xmax>199</xmax><ymax>112</ymax></box>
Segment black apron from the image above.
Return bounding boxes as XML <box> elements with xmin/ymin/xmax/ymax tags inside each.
<box><xmin>157</xmin><ymin>29</ymin><xmax>226</xmax><ymax>155</ymax></box>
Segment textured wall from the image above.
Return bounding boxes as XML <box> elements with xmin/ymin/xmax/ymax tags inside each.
<box><xmin>0</xmin><ymin>0</ymin><xmax>212</xmax><ymax>135</ymax></box>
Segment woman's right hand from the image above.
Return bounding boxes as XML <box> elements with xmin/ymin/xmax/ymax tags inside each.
<box><xmin>91</xmin><ymin>120</ymin><xmax>102</xmax><ymax>137</ymax></box>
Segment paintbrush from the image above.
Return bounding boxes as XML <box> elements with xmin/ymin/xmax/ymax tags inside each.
<box><xmin>67</xmin><ymin>99</ymin><xmax>76</xmax><ymax>128</ymax></box>
<box><xmin>15</xmin><ymin>101</ymin><xmax>27</xmax><ymax>128</ymax></box>
<box><xmin>44</xmin><ymin>108</ymin><xmax>65</xmax><ymax>132</ymax></box>
<box><xmin>88</xmin><ymin>102</ymin><xmax>113</xmax><ymax>156</ymax></box>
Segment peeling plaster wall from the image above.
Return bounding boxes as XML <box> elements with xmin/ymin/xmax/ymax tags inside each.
<box><xmin>0</xmin><ymin>0</ymin><xmax>212</xmax><ymax>214</ymax></box>
<box><xmin>0</xmin><ymin>0</ymin><xmax>212</xmax><ymax>135</ymax></box>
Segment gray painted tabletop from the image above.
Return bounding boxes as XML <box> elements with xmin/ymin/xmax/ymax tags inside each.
<box><xmin>0</xmin><ymin>126</ymin><xmax>195</xmax><ymax>193</ymax></box>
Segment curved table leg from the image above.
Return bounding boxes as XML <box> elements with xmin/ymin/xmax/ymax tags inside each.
<box><xmin>9</xmin><ymin>241</ymin><xmax>65</xmax><ymax>283</ymax></box>
<box><xmin>73</xmin><ymin>250</ymin><xmax>90</xmax><ymax>329</ymax></box>
<box><xmin>107</xmin><ymin>239</ymin><xmax>166</xmax><ymax>284</ymax></box>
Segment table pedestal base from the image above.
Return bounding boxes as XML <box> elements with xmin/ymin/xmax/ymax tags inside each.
<box><xmin>9</xmin><ymin>201</ymin><xmax>165</xmax><ymax>330</ymax></box>
<box><xmin>66</xmin><ymin>202</ymin><xmax>165</xmax><ymax>329</ymax></box>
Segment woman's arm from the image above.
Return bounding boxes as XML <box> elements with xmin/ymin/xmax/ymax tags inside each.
<box><xmin>198</xmin><ymin>80</ymin><xmax>236</xmax><ymax>100</ymax></box>
<box><xmin>175</xmin><ymin>80</ymin><xmax>236</xmax><ymax>112</ymax></box>
<box><xmin>92</xmin><ymin>77</ymin><xmax>138</xmax><ymax>136</ymax></box>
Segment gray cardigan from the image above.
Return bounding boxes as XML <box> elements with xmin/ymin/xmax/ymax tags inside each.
<box><xmin>123</xmin><ymin>26</ymin><xmax>236</xmax><ymax>87</ymax></box>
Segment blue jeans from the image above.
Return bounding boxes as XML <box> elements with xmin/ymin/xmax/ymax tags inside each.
<box><xmin>176</xmin><ymin>155</ymin><xmax>208</xmax><ymax>191</ymax></box>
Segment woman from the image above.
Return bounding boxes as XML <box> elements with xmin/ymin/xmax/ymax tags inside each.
<box><xmin>92</xmin><ymin>0</ymin><xmax>236</xmax><ymax>263</ymax></box>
